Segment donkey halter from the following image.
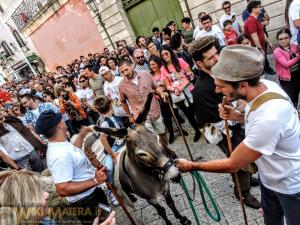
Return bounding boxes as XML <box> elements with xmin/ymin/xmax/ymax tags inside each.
<box><xmin>133</xmin><ymin>154</ymin><xmax>175</xmax><ymax>179</ymax></box>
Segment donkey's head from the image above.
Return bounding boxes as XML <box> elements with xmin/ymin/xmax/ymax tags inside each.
<box><xmin>94</xmin><ymin>93</ymin><xmax>181</xmax><ymax>182</ymax></box>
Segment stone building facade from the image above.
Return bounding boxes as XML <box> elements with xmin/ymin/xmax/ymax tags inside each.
<box><xmin>1</xmin><ymin>0</ymin><xmax>288</xmax><ymax>72</ymax></box>
<box><xmin>91</xmin><ymin>0</ymin><xmax>287</xmax><ymax>49</ymax></box>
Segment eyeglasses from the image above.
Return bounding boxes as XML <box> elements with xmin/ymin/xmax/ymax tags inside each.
<box><xmin>79</xmin><ymin>80</ymin><xmax>86</xmax><ymax>83</ymax></box>
<box><xmin>278</xmin><ymin>37</ymin><xmax>290</xmax><ymax>41</ymax></box>
<box><xmin>136</xmin><ymin>56</ymin><xmax>144</xmax><ymax>59</ymax></box>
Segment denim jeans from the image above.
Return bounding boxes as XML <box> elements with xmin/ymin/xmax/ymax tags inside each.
<box><xmin>103</xmin><ymin>144</ymin><xmax>122</xmax><ymax>184</ymax></box>
<box><xmin>260</xmin><ymin>181</ymin><xmax>300</xmax><ymax>225</ymax></box>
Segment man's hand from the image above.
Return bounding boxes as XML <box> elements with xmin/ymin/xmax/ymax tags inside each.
<box><xmin>176</xmin><ymin>158</ymin><xmax>193</xmax><ymax>173</ymax></box>
<box><xmin>161</xmin><ymin>92</ymin><xmax>169</xmax><ymax>102</ymax></box>
<box><xmin>128</xmin><ymin>114</ymin><xmax>135</xmax><ymax>124</ymax></box>
<box><xmin>95</xmin><ymin>167</ymin><xmax>107</xmax><ymax>184</ymax></box>
<box><xmin>218</xmin><ymin>103</ymin><xmax>242</xmax><ymax>121</ymax></box>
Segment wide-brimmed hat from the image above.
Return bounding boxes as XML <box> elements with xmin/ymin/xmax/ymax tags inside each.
<box><xmin>211</xmin><ymin>45</ymin><xmax>264</xmax><ymax>82</ymax></box>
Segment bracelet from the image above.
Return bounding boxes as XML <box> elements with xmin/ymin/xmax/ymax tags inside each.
<box><xmin>93</xmin><ymin>178</ymin><xmax>99</xmax><ymax>185</ymax></box>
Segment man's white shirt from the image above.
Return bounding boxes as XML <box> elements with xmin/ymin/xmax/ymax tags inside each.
<box><xmin>243</xmin><ymin>80</ymin><xmax>300</xmax><ymax>194</ymax></box>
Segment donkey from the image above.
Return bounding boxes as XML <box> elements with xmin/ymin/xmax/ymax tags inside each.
<box><xmin>84</xmin><ymin>93</ymin><xmax>191</xmax><ymax>225</ymax></box>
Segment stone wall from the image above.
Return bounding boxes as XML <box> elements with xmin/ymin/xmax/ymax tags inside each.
<box><xmin>88</xmin><ymin>0</ymin><xmax>136</xmax><ymax>50</ymax></box>
<box><xmin>179</xmin><ymin>0</ymin><xmax>287</xmax><ymax>43</ymax></box>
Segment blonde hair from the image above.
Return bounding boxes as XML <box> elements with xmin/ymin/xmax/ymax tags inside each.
<box><xmin>0</xmin><ymin>170</ymin><xmax>44</xmax><ymax>225</ymax></box>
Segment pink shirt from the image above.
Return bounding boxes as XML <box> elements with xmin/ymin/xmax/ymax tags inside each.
<box><xmin>160</xmin><ymin>58</ymin><xmax>191</xmax><ymax>91</ymax></box>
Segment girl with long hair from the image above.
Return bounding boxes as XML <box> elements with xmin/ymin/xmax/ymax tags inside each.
<box><xmin>160</xmin><ymin>45</ymin><xmax>201</xmax><ymax>142</ymax></box>
<box><xmin>149</xmin><ymin>55</ymin><xmax>187</xmax><ymax>144</ymax></box>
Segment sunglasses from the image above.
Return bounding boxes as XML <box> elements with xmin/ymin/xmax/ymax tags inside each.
<box><xmin>79</xmin><ymin>80</ymin><xmax>86</xmax><ymax>83</ymax></box>
<box><xmin>161</xmin><ymin>52</ymin><xmax>170</xmax><ymax>56</ymax></box>
<box><xmin>136</xmin><ymin>56</ymin><xmax>144</xmax><ymax>59</ymax></box>
<box><xmin>223</xmin><ymin>6</ymin><xmax>231</xmax><ymax>10</ymax></box>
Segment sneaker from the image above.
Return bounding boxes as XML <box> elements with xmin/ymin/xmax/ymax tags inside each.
<box><xmin>169</xmin><ymin>134</ymin><xmax>176</xmax><ymax>144</ymax></box>
<box><xmin>243</xmin><ymin>192</ymin><xmax>260</xmax><ymax>209</ymax></box>
<box><xmin>194</xmin><ymin>130</ymin><xmax>201</xmax><ymax>142</ymax></box>
<box><xmin>109</xmin><ymin>192</ymin><xmax>119</xmax><ymax>206</ymax></box>
<box><xmin>235</xmin><ymin>190</ymin><xmax>260</xmax><ymax>209</ymax></box>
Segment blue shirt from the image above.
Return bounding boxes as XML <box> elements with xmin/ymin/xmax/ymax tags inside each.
<box><xmin>242</xmin><ymin>7</ymin><xmax>266</xmax><ymax>22</ymax></box>
<box><xmin>24</xmin><ymin>103</ymin><xmax>59</xmax><ymax>128</ymax></box>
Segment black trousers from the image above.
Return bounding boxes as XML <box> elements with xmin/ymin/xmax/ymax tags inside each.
<box><xmin>279</xmin><ymin>72</ymin><xmax>300</xmax><ymax>107</ymax></box>
<box><xmin>69</xmin><ymin>187</ymin><xmax>109</xmax><ymax>225</ymax></box>
<box><xmin>175</xmin><ymin>101</ymin><xmax>199</xmax><ymax>132</ymax></box>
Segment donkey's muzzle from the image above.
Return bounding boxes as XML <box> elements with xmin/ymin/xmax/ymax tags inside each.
<box><xmin>170</xmin><ymin>173</ymin><xmax>182</xmax><ymax>183</ymax></box>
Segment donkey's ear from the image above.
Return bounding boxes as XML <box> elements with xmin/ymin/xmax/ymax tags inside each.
<box><xmin>93</xmin><ymin>126</ymin><xmax>128</xmax><ymax>137</ymax></box>
<box><xmin>135</xmin><ymin>92</ymin><xmax>154</xmax><ymax>124</ymax></box>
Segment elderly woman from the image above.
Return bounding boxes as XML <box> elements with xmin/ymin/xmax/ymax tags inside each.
<box><xmin>0</xmin><ymin>170</ymin><xmax>116</xmax><ymax>225</ymax></box>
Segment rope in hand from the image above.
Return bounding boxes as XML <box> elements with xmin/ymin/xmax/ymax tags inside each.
<box><xmin>222</xmin><ymin>96</ymin><xmax>248</xmax><ymax>225</ymax></box>
<box><xmin>166</xmin><ymin>97</ymin><xmax>221</xmax><ymax>224</ymax></box>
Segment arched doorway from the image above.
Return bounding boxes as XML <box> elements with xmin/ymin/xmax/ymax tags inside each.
<box><xmin>123</xmin><ymin>0</ymin><xmax>184</xmax><ymax>37</ymax></box>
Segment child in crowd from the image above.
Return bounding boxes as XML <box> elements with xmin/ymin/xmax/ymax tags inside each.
<box><xmin>94</xmin><ymin>95</ymin><xmax>125</xmax><ymax>206</ymax></box>
<box><xmin>237</xmin><ymin>34</ymin><xmax>252</xmax><ymax>46</ymax></box>
<box><xmin>223</xmin><ymin>20</ymin><xmax>238</xmax><ymax>45</ymax></box>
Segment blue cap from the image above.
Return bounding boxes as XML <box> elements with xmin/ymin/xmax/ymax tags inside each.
<box><xmin>35</xmin><ymin>110</ymin><xmax>62</xmax><ymax>136</ymax></box>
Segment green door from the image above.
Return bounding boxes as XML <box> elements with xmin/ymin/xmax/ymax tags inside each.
<box><xmin>125</xmin><ymin>0</ymin><xmax>184</xmax><ymax>37</ymax></box>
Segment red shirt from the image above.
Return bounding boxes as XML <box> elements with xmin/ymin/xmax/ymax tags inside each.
<box><xmin>244</xmin><ymin>15</ymin><xmax>266</xmax><ymax>50</ymax></box>
<box><xmin>224</xmin><ymin>30</ymin><xmax>238</xmax><ymax>45</ymax></box>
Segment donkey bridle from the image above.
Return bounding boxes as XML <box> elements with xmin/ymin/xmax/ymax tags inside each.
<box><xmin>133</xmin><ymin>154</ymin><xmax>175</xmax><ymax>178</ymax></box>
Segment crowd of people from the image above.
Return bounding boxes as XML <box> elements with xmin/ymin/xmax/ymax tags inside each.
<box><xmin>0</xmin><ymin>0</ymin><xmax>300</xmax><ymax>224</ymax></box>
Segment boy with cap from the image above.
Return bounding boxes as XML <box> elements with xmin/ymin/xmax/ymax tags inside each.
<box><xmin>178</xmin><ymin>45</ymin><xmax>300</xmax><ymax>225</ymax></box>
<box><xmin>35</xmin><ymin>110</ymin><xmax>109</xmax><ymax>225</ymax></box>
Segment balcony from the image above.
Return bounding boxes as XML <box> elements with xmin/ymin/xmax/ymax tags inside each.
<box><xmin>11</xmin><ymin>0</ymin><xmax>52</xmax><ymax>30</ymax></box>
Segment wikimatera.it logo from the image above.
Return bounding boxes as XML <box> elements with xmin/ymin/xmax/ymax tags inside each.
<box><xmin>0</xmin><ymin>206</ymin><xmax>100</xmax><ymax>224</ymax></box>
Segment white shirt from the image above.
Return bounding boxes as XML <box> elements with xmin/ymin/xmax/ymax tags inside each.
<box><xmin>103</xmin><ymin>77</ymin><xmax>126</xmax><ymax>117</ymax></box>
<box><xmin>289</xmin><ymin>0</ymin><xmax>300</xmax><ymax>44</ymax></box>
<box><xmin>193</xmin><ymin>25</ymin><xmax>202</xmax><ymax>39</ymax></box>
<box><xmin>47</xmin><ymin>141</ymin><xmax>96</xmax><ymax>203</ymax></box>
<box><xmin>243</xmin><ymin>80</ymin><xmax>300</xmax><ymax>194</ymax></box>
<box><xmin>195</xmin><ymin>25</ymin><xmax>226</xmax><ymax>46</ymax></box>
<box><xmin>219</xmin><ymin>12</ymin><xmax>240</xmax><ymax>34</ymax></box>
<box><xmin>76</xmin><ymin>88</ymin><xmax>94</xmax><ymax>106</ymax></box>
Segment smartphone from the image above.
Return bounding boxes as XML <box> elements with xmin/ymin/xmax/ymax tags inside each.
<box><xmin>98</xmin><ymin>203</ymin><xmax>111</xmax><ymax>222</ymax></box>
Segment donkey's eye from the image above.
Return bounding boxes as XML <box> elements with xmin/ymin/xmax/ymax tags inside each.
<box><xmin>137</xmin><ymin>152</ymin><xmax>148</xmax><ymax>158</ymax></box>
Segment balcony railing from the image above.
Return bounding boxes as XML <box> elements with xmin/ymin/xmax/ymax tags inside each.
<box><xmin>11</xmin><ymin>0</ymin><xmax>51</xmax><ymax>30</ymax></box>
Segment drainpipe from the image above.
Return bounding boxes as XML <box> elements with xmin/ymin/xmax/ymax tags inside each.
<box><xmin>183</xmin><ymin>0</ymin><xmax>195</xmax><ymax>27</ymax></box>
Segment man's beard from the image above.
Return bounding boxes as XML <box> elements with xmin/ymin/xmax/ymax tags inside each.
<box><xmin>227</xmin><ymin>90</ymin><xmax>246</xmax><ymax>102</ymax></box>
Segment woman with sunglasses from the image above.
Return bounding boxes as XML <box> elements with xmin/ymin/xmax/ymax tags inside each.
<box><xmin>273</xmin><ymin>28</ymin><xmax>300</xmax><ymax>107</ymax></box>
<box><xmin>160</xmin><ymin>45</ymin><xmax>201</xmax><ymax>142</ymax></box>
<box><xmin>149</xmin><ymin>55</ymin><xmax>188</xmax><ymax>144</ymax></box>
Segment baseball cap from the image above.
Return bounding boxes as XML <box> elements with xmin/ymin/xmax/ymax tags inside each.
<box><xmin>99</xmin><ymin>66</ymin><xmax>110</xmax><ymax>75</ymax></box>
<box><xmin>35</xmin><ymin>110</ymin><xmax>62</xmax><ymax>137</ymax></box>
